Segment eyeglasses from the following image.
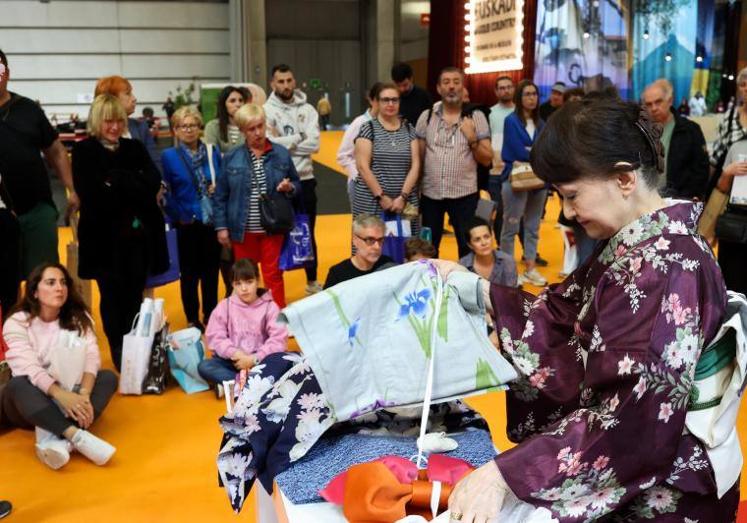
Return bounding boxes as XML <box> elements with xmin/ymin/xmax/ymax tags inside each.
<box><xmin>177</xmin><ymin>124</ymin><xmax>199</xmax><ymax>130</ymax></box>
<box><xmin>379</xmin><ymin>97</ymin><xmax>400</xmax><ymax>104</ymax></box>
<box><xmin>354</xmin><ymin>234</ymin><xmax>385</xmax><ymax>246</ymax></box>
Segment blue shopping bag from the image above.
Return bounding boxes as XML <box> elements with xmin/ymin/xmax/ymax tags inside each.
<box><xmin>167</xmin><ymin>327</ymin><xmax>210</xmax><ymax>394</ymax></box>
<box><xmin>278</xmin><ymin>213</ymin><xmax>315</xmax><ymax>271</ymax></box>
<box><xmin>381</xmin><ymin>212</ymin><xmax>410</xmax><ymax>264</ymax></box>
<box><xmin>145</xmin><ymin>220</ymin><xmax>180</xmax><ymax>288</ymax></box>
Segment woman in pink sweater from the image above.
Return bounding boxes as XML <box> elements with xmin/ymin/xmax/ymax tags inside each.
<box><xmin>1</xmin><ymin>263</ymin><xmax>117</xmax><ymax>469</ymax></box>
<box><xmin>199</xmin><ymin>259</ymin><xmax>288</xmax><ymax>394</ymax></box>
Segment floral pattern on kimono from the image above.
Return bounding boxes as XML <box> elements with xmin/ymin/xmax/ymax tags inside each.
<box><xmin>490</xmin><ymin>202</ymin><xmax>740</xmax><ymax>522</ymax></box>
<box><xmin>216</xmin><ymin>351</ymin><xmax>490</xmax><ymax>513</ymax></box>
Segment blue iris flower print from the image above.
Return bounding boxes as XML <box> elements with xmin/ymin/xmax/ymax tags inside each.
<box><xmin>347</xmin><ymin>318</ymin><xmax>360</xmax><ymax>348</ymax></box>
<box><xmin>398</xmin><ymin>288</ymin><xmax>432</xmax><ymax>319</ymax></box>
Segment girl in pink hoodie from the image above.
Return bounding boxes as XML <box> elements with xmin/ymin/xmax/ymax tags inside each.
<box><xmin>198</xmin><ymin>259</ymin><xmax>287</xmax><ymax>392</ymax></box>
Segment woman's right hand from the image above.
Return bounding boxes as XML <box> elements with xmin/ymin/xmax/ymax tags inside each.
<box><xmin>379</xmin><ymin>195</ymin><xmax>395</xmax><ymax>211</ymax></box>
<box><xmin>217</xmin><ymin>229</ymin><xmax>231</xmax><ymax>248</ymax></box>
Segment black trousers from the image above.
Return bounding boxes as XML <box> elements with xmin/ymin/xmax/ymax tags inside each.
<box><xmin>175</xmin><ymin>222</ymin><xmax>221</xmax><ymax>325</ymax></box>
<box><xmin>301</xmin><ymin>179</ymin><xmax>318</xmax><ymax>282</ymax></box>
<box><xmin>1</xmin><ymin>372</ymin><xmax>117</xmax><ymax>436</ymax></box>
<box><xmin>420</xmin><ymin>192</ymin><xmax>479</xmax><ymax>258</ymax></box>
<box><xmin>95</xmin><ymin>234</ymin><xmax>149</xmax><ymax>371</ymax></box>
<box><xmin>718</xmin><ymin>240</ymin><xmax>747</xmax><ymax>295</ymax></box>
<box><xmin>0</xmin><ymin>209</ymin><xmax>21</xmax><ymax>312</ymax></box>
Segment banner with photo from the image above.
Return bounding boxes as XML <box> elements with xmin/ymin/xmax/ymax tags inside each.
<box><xmin>466</xmin><ymin>0</ymin><xmax>525</xmax><ymax>73</ymax></box>
<box><xmin>534</xmin><ymin>0</ymin><xmax>630</xmax><ymax>101</ymax></box>
<box><xmin>630</xmin><ymin>0</ymin><xmax>698</xmax><ymax>103</ymax></box>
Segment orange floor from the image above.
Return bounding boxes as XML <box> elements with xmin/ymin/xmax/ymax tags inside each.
<box><xmin>2</xmin><ymin>132</ymin><xmax>746</xmax><ymax>522</ymax></box>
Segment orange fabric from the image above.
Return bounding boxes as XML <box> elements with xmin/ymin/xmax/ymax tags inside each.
<box><xmin>342</xmin><ymin>462</ymin><xmax>453</xmax><ymax>522</ymax></box>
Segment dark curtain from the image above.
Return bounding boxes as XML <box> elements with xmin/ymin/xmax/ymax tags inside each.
<box><xmin>427</xmin><ymin>0</ymin><xmax>538</xmax><ymax>106</ymax></box>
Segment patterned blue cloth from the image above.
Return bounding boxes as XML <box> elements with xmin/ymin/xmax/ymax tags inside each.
<box><xmin>275</xmin><ymin>429</ymin><xmax>497</xmax><ymax>504</ymax></box>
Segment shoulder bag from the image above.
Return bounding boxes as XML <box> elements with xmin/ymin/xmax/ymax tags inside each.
<box><xmin>509</xmin><ymin>161</ymin><xmax>545</xmax><ymax>192</ymax></box>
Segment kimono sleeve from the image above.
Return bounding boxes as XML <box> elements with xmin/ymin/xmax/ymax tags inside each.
<box><xmin>494</xmin><ymin>259</ymin><xmax>714</xmax><ymax>521</ymax></box>
<box><xmin>490</xmin><ymin>279</ymin><xmax>584</xmax><ymax>442</ymax></box>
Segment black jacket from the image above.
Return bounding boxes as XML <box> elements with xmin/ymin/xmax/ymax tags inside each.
<box><xmin>72</xmin><ymin>137</ymin><xmax>168</xmax><ymax>279</ymax></box>
<box><xmin>664</xmin><ymin>109</ymin><xmax>710</xmax><ymax>200</ymax></box>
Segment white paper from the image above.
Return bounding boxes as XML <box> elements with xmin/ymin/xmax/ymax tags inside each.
<box><xmin>730</xmin><ymin>154</ymin><xmax>747</xmax><ymax>205</ymax></box>
<box><xmin>385</xmin><ymin>219</ymin><xmax>411</xmax><ymax>237</ymax></box>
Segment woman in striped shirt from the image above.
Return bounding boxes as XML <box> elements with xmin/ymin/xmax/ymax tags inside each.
<box><xmin>353</xmin><ymin>83</ymin><xmax>420</xmax><ymax>245</ymax></box>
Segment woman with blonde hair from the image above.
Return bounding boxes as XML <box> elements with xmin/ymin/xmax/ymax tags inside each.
<box><xmin>94</xmin><ymin>75</ymin><xmax>160</xmax><ymax>171</ymax></box>
<box><xmin>161</xmin><ymin>106</ymin><xmax>223</xmax><ymax>330</ymax></box>
<box><xmin>72</xmin><ymin>94</ymin><xmax>168</xmax><ymax>370</ymax></box>
<box><xmin>213</xmin><ymin>104</ymin><xmax>301</xmax><ymax>308</ymax></box>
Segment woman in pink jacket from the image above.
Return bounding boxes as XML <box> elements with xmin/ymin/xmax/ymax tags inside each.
<box><xmin>1</xmin><ymin>263</ymin><xmax>117</xmax><ymax>469</ymax></box>
<box><xmin>199</xmin><ymin>259</ymin><xmax>288</xmax><ymax>395</ymax></box>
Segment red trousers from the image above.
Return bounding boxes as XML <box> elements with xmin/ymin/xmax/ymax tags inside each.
<box><xmin>232</xmin><ymin>232</ymin><xmax>286</xmax><ymax>308</ymax></box>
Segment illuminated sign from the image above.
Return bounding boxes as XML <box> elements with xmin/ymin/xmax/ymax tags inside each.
<box><xmin>465</xmin><ymin>0</ymin><xmax>524</xmax><ymax>73</ymax></box>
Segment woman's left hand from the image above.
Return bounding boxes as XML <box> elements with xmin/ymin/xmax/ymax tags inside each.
<box><xmin>390</xmin><ymin>195</ymin><xmax>406</xmax><ymax>213</ymax></box>
<box><xmin>448</xmin><ymin>461</ymin><xmax>508</xmax><ymax>523</ymax></box>
<box><xmin>276</xmin><ymin>178</ymin><xmax>293</xmax><ymax>193</ymax></box>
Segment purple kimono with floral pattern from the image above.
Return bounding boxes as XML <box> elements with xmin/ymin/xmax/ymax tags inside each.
<box><xmin>491</xmin><ymin>202</ymin><xmax>740</xmax><ymax>522</ymax></box>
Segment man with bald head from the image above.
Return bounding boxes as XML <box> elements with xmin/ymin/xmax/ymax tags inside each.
<box><xmin>642</xmin><ymin>79</ymin><xmax>709</xmax><ymax>200</ymax></box>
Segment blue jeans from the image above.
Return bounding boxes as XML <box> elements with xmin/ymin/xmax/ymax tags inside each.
<box><xmin>500</xmin><ymin>184</ymin><xmax>547</xmax><ymax>262</ymax></box>
<box><xmin>197</xmin><ymin>356</ymin><xmax>238</xmax><ymax>384</ymax></box>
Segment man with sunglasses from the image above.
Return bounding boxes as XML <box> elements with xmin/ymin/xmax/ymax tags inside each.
<box><xmin>323</xmin><ymin>214</ymin><xmax>395</xmax><ymax>289</ymax></box>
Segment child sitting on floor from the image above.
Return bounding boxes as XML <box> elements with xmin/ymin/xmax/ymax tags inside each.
<box><xmin>198</xmin><ymin>259</ymin><xmax>288</xmax><ymax>397</ymax></box>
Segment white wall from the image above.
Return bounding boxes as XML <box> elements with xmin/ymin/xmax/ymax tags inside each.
<box><xmin>0</xmin><ymin>0</ymin><xmax>230</xmax><ymax>119</ymax></box>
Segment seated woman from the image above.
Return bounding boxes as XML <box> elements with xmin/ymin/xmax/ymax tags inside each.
<box><xmin>2</xmin><ymin>263</ymin><xmax>118</xmax><ymax>470</ymax></box>
<box><xmin>444</xmin><ymin>99</ymin><xmax>739</xmax><ymax>521</ymax></box>
<box><xmin>198</xmin><ymin>259</ymin><xmax>287</xmax><ymax>396</ymax></box>
<box><xmin>459</xmin><ymin>216</ymin><xmax>517</xmax><ymax>287</ymax></box>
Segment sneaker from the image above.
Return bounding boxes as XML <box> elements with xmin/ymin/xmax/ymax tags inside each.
<box><xmin>71</xmin><ymin>429</ymin><xmax>116</xmax><ymax>466</ymax></box>
<box><xmin>305</xmin><ymin>281</ymin><xmax>323</xmax><ymax>295</ymax></box>
<box><xmin>519</xmin><ymin>268</ymin><xmax>548</xmax><ymax>287</ymax></box>
<box><xmin>0</xmin><ymin>500</ymin><xmax>11</xmax><ymax>519</ymax></box>
<box><xmin>35</xmin><ymin>427</ymin><xmax>71</xmax><ymax>470</ymax></box>
<box><xmin>215</xmin><ymin>383</ymin><xmax>224</xmax><ymax>399</ymax></box>
<box><xmin>535</xmin><ymin>254</ymin><xmax>549</xmax><ymax>267</ymax></box>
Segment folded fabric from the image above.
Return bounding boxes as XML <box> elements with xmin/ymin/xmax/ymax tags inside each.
<box><xmin>274</xmin><ymin>429</ymin><xmax>496</xmax><ymax>505</ymax></box>
<box><xmin>321</xmin><ymin>455</ymin><xmax>473</xmax><ymax>522</ymax></box>
<box><xmin>278</xmin><ymin>260</ymin><xmax>517</xmax><ymax>422</ymax></box>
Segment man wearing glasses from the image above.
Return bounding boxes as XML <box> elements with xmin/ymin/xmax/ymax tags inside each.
<box><xmin>323</xmin><ymin>214</ymin><xmax>395</xmax><ymax>289</ymax></box>
<box><xmin>415</xmin><ymin>67</ymin><xmax>492</xmax><ymax>258</ymax></box>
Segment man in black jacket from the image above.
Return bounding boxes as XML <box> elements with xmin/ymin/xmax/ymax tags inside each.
<box><xmin>391</xmin><ymin>62</ymin><xmax>432</xmax><ymax>126</ymax></box>
<box><xmin>642</xmin><ymin>79</ymin><xmax>709</xmax><ymax>200</ymax></box>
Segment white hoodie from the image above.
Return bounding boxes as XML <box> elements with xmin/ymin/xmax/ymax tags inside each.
<box><xmin>263</xmin><ymin>89</ymin><xmax>320</xmax><ymax>180</ymax></box>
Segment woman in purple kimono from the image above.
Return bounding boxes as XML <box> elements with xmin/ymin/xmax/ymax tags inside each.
<box><xmin>444</xmin><ymin>99</ymin><xmax>740</xmax><ymax>522</ymax></box>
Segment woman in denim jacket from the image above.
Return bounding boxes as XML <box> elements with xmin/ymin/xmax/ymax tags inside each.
<box><xmin>213</xmin><ymin>104</ymin><xmax>301</xmax><ymax>308</ymax></box>
<box><xmin>161</xmin><ymin>106</ymin><xmax>223</xmax><ymax>330</ymax></box>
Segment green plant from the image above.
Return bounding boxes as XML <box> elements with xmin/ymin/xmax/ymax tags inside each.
<box><xmin>170</xmin><ymin>80</ymin><xmax>197</xmax><ymax>109</ymax></box>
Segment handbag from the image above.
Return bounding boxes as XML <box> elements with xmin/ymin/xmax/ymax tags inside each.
<box><xmin>167</xmin><ymin>327</ymin><xmax>210</xmax><ymax>394</ymax></box>
<box><xmin>715</xmin><ymin>206</ymin><xmax>747</xmax><ymax>244</ymax></box>
<box><xmin>143</xmin><ymin>323</ymin><xmax>171</xmax><ymax>395</ymax></box>
<box><xmin>509</xmin><ymin>161</ymin><xmax>545</xmax><ymax>192</ymax></box>
<box><xmin>279</xmin><ymin>212</ymin><xmax>315</xmax><ymax>271</ymax></box>
<box><xmin>259</xmin><ymin>193</ymin><xmax>296</xmax><ymax>235</ymax></box>
<box><xmin>697</xmin><ymin>188</ymin><xmax>729</xmax><ymax>239</ymax></box>
<box><xmin>145</xmin><ymin>218</ymin><xmax>181</xmax><ymax>288</ymax></box>
<box><xmin>119</xmin><ymin>314</ymin><xmax>157</xmax><ymax>395</ymax></box>
<box><xmin>381</xmin><ymin>212</ymin><xmax>411</xmax><ymax>264</ymax></box>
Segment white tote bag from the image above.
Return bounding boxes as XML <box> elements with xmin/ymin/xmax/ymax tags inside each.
<box><xmin>119</xmin><ymin>314</ymin><xmax>156</xmax><ymax>395</ymax></box>
<box><xmin>48</xmin><ymin>330</ymin><xmax>87</xmax><ymax>392</ymax></box>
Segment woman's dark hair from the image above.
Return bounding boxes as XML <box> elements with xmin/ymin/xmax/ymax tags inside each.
<box><xmin>368</xmin><ymin>82</ymin><xmax>385</xmax><ymax>102</ymax></box>
<box><xmin>231</xmin><ymin>258</ymin><xmax>259</xmax><ymax>282</ymax></box>
<box><xmin>513</xmin><ymin>80</ymin><xmax>540</xmax><ymax>126</ymax></box>
<box><xmin>375</xmin><ymin>83</ymin><xmax>399</xmax><ymax>100</ymax></box>
<box><xmin>216</xmin><ymin>85</ymin><xmax>251</xmax><ymax>142</ymax></box>
<box><xmin>530</xmin><ymin>98</ymin><xmax>664</xmax><ymax>187</ymax></box>
<box><xmin>466</xmin><ymin>216</ymin><xmax>492</xmax><ymax>241</ymax></box>
<box><xmin>10</xmin><ymin>263</ymin><xmax>93</xmax><ymax>335</ymax></box>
